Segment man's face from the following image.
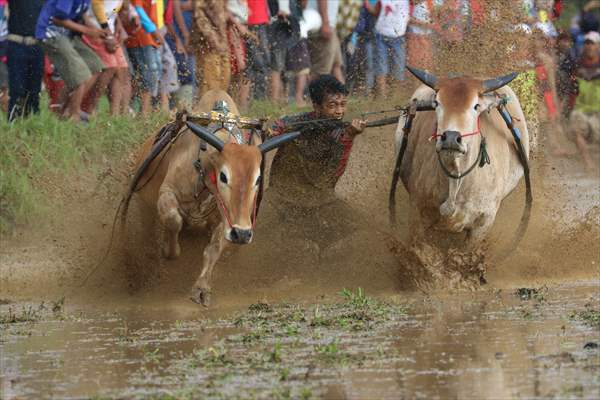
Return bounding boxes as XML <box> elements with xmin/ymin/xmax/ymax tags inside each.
<box><xmin>314</xmin><ymin>93</ymin><xmax>347</xmax><ymax>120</ymax></box>
<box><xmin>583</xmin><ymin>40</ymin><xmax>600</xmax><ymax>58</ymax></box>
<box><xmin>558</xmin><ymin>37</ymin><xmax>572</xmax><ymax>51</ymax></box>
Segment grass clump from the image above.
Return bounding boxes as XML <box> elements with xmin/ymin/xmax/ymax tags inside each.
<box><xmin>569</xmin><ymin>305</ymin><xmax>600</xmax><ymax>327</ymax></box>
<box><xmin>0</xmin><ymin>101</ymin><xmax>168</xmax><ymax>233</ymax></box>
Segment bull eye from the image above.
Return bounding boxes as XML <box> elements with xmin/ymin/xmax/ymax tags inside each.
<box><xmin>432</xmin><ymin>100</ymin><xmax>439</xmax><ymax>108</ymax></box>
<box><xmin>255</xmin><ymin>175</ymin><xmax>261</xmax><ymax>186</ymax></box>
<box><xmin>219</xmin><ymin>171</ymin><xmax>228</xmax><ymax>185</ymax></box>
<box><xmin>474</xmin><ymin>104</ymin><xmax>480</xmax><ymax>111</ymax></box>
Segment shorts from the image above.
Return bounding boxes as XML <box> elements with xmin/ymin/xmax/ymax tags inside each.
<box><xmin>82</xmin><ymin>35</ymin><xmax>129</xmax><ymax>69</ymax></box>
<box><xmin>374</xmin><ymin>33</ymin><xmax>406</xmax><ymax>81</ymax></box>
<box><xmin>307</xmin><ymin>31</ymin><xmax>343</xmax><ymax>76</ymax></box>
<box><xmin>128</xmin><ymin>45</ymin><xmax>161</xmax><ymax>95</ymax></box>
<box><xmin>286</xmin><ymin>39</ymin><xmax>311</xmax><ymax>73</ymax></box>
<box><xmin>569</xmin><ymin>110</ymin><xmax>600</xmax><ymax>143</ymax></box>
<box><xmin>159</xmin><ymin>41</ymin><xmax>180</xmax><ymax>94</ymax></box>
<box><xmin>41</xmin><ymin>35</ymin><xmax>105</xmax><ymax>90</ymax></box>
<box><xmin>246</xmin><ymin>24</ymin><xmax>270</xmax><ymax>79</ymax></box>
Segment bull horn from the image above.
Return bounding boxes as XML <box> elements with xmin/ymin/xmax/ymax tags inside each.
<box><xmin>482</xmin><ymin>72</ymin><xmax>518</xmax><ymax>93</ymax></box>
<box><xmin>187</xmin><ymin>121</ymin><xmax>225</xmax><ymax>152</ymax></box>
<box><xmin>407</xmin><ymin>66</ymin><xmax>438</xmax><ymax>89</ymax></box>
<box><xmin>258</xmin><ymin>131</ymin><xmax>301</xmax><ymax>153</ymax></box>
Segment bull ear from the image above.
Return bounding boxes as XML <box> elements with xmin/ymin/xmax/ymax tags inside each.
<box><xmin>258</xmin><ymin>131</ymin><xmax>301</xmax><ymax>154</ymax></box>
<box><xmin>407</xmin><ymin>66</ymin><xmax>438</xmax><ymax>89</ymax></box>
<box><xmin>186</xmin><ymin>122</ymin><xmax>225</xmax><ymax>152</ymax></box>
<box><xmin>482</xmin><ymin>72</ymin><xmax>518</xmax><ymax>93</ymax></box>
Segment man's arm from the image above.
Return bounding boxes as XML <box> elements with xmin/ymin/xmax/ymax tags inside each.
<box><xmin>52</xmin><ymin>17</ymin><xmax>106</xmax><ymax>38</ymax></box>
<box><xmin>317</xmin><ymin>0</ymin><xmax>331</xmax><ymax>39</ymax></box>
<box><xmin>173</xmin><ymin>0</ymin><xmax>190</xmax><ymax>50</ymax></box>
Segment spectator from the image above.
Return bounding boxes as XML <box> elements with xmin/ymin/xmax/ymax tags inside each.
<box><xmin>123</xmin><ymin>0</ymin><xmax>162</xmax><ymax>116</ymax></box>
<box><xmin>568</xmin><ymin>31</ymin><xmax>600</xmax><ymax>171</ymax></box>
<box><xmin>269</xmin><ymin>0</ymin><xmax>311</xmax><ymax>106</ymax></box>
<box><xmin>157</xmin><ymin>0</ymin><xmax>181</xmax><ymax>112</ymax></box>
<box><xmin>191</xmin><ymin>0</ymin><xmax>230</xmax><ymax>95</ymax></box>
<box><xmin>35</xmin><ymin>0</ymin><xmax>107</xmax><ymax>122</ymax></box>
<box><xmin>407</xmin><ymin>0</ymin><xmax>438</xmax><ymax>71</ymax></box>
<box><xmin>369</xmin><ymin>0</ymin><xmax>409</xmax><ymax>98</ymax></box>
<box><xmin>247</xmin><ymin>0</ymin><xmax>271</xmax><ymax>100</ymax></box>
<box><xmin>336</xmin><ymin>0</ymin><xmax>363</xmax><ymax>93</ymax></box>
<box><xmin>227</xmin><ymin>0</ymin><xmax>251</xmax><ymax>109</ymax></box>
<box><xmin>6</xmin><ymin>0</ymin><xmax>45</xmax><ymax>121</ymax></box>
<box><xmin>556</xmin><ymin>30</ymin><xmax>578</xmax><ymax>118</ymax></box>
<box><xmin>306</xmin><ymin>0</ymin><xmax>344</xmax><ymax>82</ymax></box>
<box><xmin>0</xmin><ymin>0</ymin><xmax>8</xmax><ymax>113</ymax></box>
<box><xmin>169</xmin><ymin>0</ymin><xmax>196</xmax><ymax>109</ymax></box>
<box><xmin>347</xmin><ymin>0</ymin><xmax>377</xmax><ymax>96</ymax></box>
<box><xmin>81</xmin><ymin>0</ymin><xmax>130</xmax><ymax>117</ymax></box>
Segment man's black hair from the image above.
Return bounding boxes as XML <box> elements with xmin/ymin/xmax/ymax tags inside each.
<box><xmin>309</xmin><ymin>75</ymin><xmax>348</xmax><ymax>105</ymax></box>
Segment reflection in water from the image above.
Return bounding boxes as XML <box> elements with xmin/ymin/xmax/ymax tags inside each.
<box><xmin>2</xmin><ymin>283</ymin><xmax>599</xmax><ymax>399</ymax></box>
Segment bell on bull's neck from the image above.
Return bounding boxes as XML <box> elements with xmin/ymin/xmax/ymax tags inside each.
<box><xmin>213</xmin><ymin>100</ymin><xmax>230</xmax><ymax>115</ymax></box>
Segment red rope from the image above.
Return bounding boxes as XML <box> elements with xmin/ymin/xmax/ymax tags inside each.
<box><xmin>430</xmin><ymin>116</ymin><xmax>481</xmax><ymax>141</ymax></box>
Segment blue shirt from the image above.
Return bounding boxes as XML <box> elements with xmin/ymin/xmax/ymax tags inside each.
<box><xmin>35</xmin><ymin>0</ymin><xmax>91</xmax><ymax>40</ymax></box>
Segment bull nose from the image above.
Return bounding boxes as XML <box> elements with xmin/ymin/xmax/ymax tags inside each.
<box><xmin>230</xmin><ymin>228</ymin><xmax>253</xmax><ymax>244</ymax></box>
<box><xmin>441</xmin><ymin>130</ymin><xmax>463</xmax><ymax>150</ymax></box>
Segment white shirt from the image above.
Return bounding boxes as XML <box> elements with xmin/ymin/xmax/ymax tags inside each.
<box><xmin>307</xmin><ymin>0</ymin><xmax>340</xmax><ymax>28</ymax></box>
<box><xmin>375</xmin><ymin>0</ymin><xmax>409</xmax><ymax>38</ymax></box>
<box><xmin>86</xmin><ymin>0</ymin><xmax>123</xmax><ymax>32</ymax></box>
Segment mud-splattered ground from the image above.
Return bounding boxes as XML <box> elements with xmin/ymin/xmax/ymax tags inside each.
<box><xmin>2</xmin><ymin>284</ymin><xmax>599</xmax><ymax>399</ymax></box>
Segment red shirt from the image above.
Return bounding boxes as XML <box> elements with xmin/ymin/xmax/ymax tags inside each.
<box><xmin>247</xmin><ymin>0</ymin><xmax>269</xmax><ymax>25</ymax></box>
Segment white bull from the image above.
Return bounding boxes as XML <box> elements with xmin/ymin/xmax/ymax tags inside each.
<box><xmin>393</xmin><ymin>67</ymin><xmax>530</xmax><ymax>248</ymax></box>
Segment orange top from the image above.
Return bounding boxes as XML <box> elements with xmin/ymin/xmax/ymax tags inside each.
<box><xmin>125</xmin><ymin>0</ymin><xmax>159</xmax><ymax>48</ymax></box>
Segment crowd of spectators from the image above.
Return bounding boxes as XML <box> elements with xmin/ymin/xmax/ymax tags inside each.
<box><xmin>0</xmin><ymin>1</ymin><xmax>597</xmax><ymax>169</ymax></box>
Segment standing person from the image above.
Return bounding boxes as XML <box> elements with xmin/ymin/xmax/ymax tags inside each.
<box><xmin>228</xmin><ymin>0</ymin><xmax>252</xmax><ymax>109</ymax></box>
<box><xmin>35</xmin><ymin>0</ymin><xmax>107</xmax><ymax>122</ymax></box>
<box><xmin>0</xmin><ymin>0</ymin><xmax>8</xmax><ymax>113</ymax></box>
<box><xmin>191</xmin><ymin>0</ymin><xmax>230</xmax><ymax>95</ymax></box>
<box><xmin>81</xmin><ymin>0</ymin><xmax>130</xmax><ymax>116</ymax></box>
<box><xmin>568</xmin><ymin>31</ymin><xmax>600</xmax><ymax>171</ymax></box>
<box><xmin>156</xmin><ymin>0</ymin><xmax>181</xmax><ymax>112</ymax></box>
<box><xmin>247</xmin><ymin>0</ymin><xmax>271</xmax><ymax>100</ymax></box>
<box><xmin>306</xmin><ymin>0</ymin><xmax>344</xmax><ymax>82</ymax></box>
<box><xmin>169</xmin><ymin>0</ymin><xmax>195</xmax><ymax>109</ymax></box>
<box><xmin>123</xmin><ymin>0</ymin><xmax>163</xmax><ymax>115</ymax></box>
<box><xmin>368</xmin><ymin>0</ymin><xmax>409</xmax><ymax>98</ymax></box>
<box><xmin>407</xmin><ymin>0</ymin><xmax>437</xmax><ymax>71</ymax></box>
<box><xmin>347</xmin><ymin>0</ymin><xmax>378</xmax><ymax>95</ymax></box>
<box><xmin>336</xmin><ymin>0</ymin><xmax>361</xmax><ymax>92</ymax></box>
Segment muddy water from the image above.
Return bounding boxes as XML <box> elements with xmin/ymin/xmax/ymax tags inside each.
<box><xmin>2</xmin><ymin>283</ymin><xmax>599</xmax><ymax>399</ymax></box>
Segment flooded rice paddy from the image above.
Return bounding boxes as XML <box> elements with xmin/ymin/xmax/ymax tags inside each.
<box><xmin>2</xmin><ymin>283</ymin><xmax>599</xmax><ymax>399</ymax></box>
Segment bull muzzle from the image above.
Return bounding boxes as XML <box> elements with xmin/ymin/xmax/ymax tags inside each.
<box><xmin>227</xmin><ymin>227</ymin><xmax>254</xmax><ymax>244</ymax></box>
<box><xmin>438</xmin><ymin>130</ymin><xmax>467</xmax><ymax>154</ymax></box>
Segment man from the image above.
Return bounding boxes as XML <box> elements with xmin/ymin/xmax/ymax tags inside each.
<box><xmin>35</xmin><ymin>0</ymin><xmax>106</xmax><ymax>122</ymax></box>
<box><xmin>268</xmin><ymin>75</ymin><xmax>366</xmax><ymax>198</ymax></box>
<box><xmin>191</xmin><ymin>0</ymin><xmax>229</xmax><ymax>95</ymax></box>
<box><xmin>306</xmin><ymin>0</ymin><xmax>344</xmax><ymax>82</ymax></box>
<box><xmin>569</xmin><ymin>30</ymin><xmax>600</xmax><ymax>171</ymax></box>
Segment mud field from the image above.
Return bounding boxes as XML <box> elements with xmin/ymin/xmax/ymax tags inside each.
<box><xmin>1</xmin><ymin>108</ymin><xmax>599</xmax><ymax>398</ymax></box>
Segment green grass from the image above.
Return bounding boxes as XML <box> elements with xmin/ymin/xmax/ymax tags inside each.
<box><xmin>0</xmin><ymin>98</ymin><xmax>168</xmax><ymax>233</ymax></box>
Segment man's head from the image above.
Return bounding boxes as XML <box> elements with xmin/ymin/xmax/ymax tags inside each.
<box><xmin>309</xmin><ymin>75</ymin><xmax>349</xmax><ymax>120</ymax></box>
<box><xmin>583</xmin><ymin>31</ymin><xmax>600</xmax><ymax>57</ymax></box>
<box><xmin>557</xmin><ymin>30</ymin><xmax>573</xmax><ymax>51</ymax></box>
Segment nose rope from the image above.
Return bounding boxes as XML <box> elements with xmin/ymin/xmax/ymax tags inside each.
<box><xmin>429</xmin><ymin>116</ymin><xmax>481</xmax><ymax>141</ymax></box>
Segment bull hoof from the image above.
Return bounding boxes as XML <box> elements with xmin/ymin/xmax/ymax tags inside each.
<box><xmin>190</xmin><ymin>286</ymin><xmax>212</xmax><ymax>307</ymax></box>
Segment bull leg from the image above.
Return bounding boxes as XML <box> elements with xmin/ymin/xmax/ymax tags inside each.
<box><xmin>440</xmin><ymin>177</ymin><xmax>463</xmax><ymax>218</ymax></box>
<box><xmin>190</xmin><ymin>222</ymin><xmax>227</xmax><ymax>307</ymax></box>
<box><xmin>157</xmin><ymin>191</ymin><xmax>183</xmax><ymax>259</ymax></box>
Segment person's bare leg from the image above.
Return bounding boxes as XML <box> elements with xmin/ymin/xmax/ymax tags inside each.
<box><xmin>295</xmin><ymin>73</ymin><xmax>308</xmax><ymax>107</ymax></box>
<box><xmin>140</xmin><ymin>90</ymin><xmax>152</xmax><ymax>116</ymax></box>
<box><xmin>332</xmin><ymin>63</ymin><xmax>344</xmax><ymax>84</ymax></box>
<box><xmin>109</xmin><ymin>68</ymin><xmax>127</xmax><ymax>115</ymax></box>
<box><xmin>375</xmin><ymin>75</ymin><xmax>387</xmax><ymax>99</ymax></box>
<box><xmin>270</xmin><ymin>70</ymin><xmax>282</xmax><ymax>103</ymax></box>
<box><xmin>574</xmin><ymin>131</ymin><xmax>595</xmax><ymax>171</ymax></box>
<box><xmin>120</xmin><ymin>69</ymin><xmax>132</xmax><ymax>114</ymax></box>
<box><xmin>238</xmin><ymin>78</ymin><xmax>250</xmax><ymax>110</ymax></box>
<box><xmin>160</xmin><ymin>92</ymin><xmax>170</xmax><ymax>113</ymax></box>
<box><xmin>82</xmin><ymin>69</ymin><xmax>116</xmax><ymax>114</ymax></box>
<box><xmin>64</xmin><ymin>84</ymin><xmax>86</xmax><ymax>121</ymax></box>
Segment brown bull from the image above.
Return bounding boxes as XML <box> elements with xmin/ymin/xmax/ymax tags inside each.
<box><xmin>394</xmin><ymin>67</ymin><xmax>530</xmax><ymax>248</ymax></box>
<box><xmin>127</xmin><ymin>90</ymin><xmax>298</xmax><ymax>306</ymax></box>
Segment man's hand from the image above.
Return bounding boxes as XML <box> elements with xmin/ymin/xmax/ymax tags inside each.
<box><xmin>104</xmin><ymin>34</ymin><xmax>118</xmax><ymax>53</ymax></box>
<box><xmin>347</xmin><ymin>118</ymin><xmax>366</xmax><ymax>136</ymax></box>
<box><xmin>320</xmin><ymin>23</ymin><xmax>332</xmax><ymax>40</ymax></box>
<box><xmin>86</xmin><ymin>27</ymin><xmax>108</xmax><ymax>39</ymax></box>
<box><xmin>151</xmin><ymin>30</ymin><xmax>164</xmax><ymax>46</ymax></box>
